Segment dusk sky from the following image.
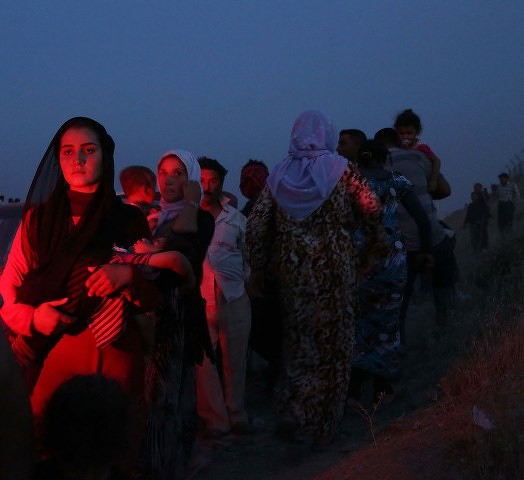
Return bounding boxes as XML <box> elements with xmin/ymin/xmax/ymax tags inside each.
<box><xmin>1</xmin><ymin>1</ymin><xmax>523</xmax><ymax>215</ymax></box>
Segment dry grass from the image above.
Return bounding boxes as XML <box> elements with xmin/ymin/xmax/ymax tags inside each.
<box><xmin>439</xmin><ymin>266</ymin><xmax>524</xmax><ymax>479</ymax></box>
<box><xmin>439</xmin><ymin>321</ymin><xmax>524</xmax><ymax>477</ymax></box>
<box><xmin>421</xmin><ymin>210</ymin><xmax>524</xmax><ymax>479</ymax></box>
<box><xmin>318</xmin><ymin>203</ymin><xmax>524</xmax><ymax>480</ymax></box>
<box><xmin>194</xmin><ymin>197</ymin><xmax>524</xmax><ymax>480</ymax></box>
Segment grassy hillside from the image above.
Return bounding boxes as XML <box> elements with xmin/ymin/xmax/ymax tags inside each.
<box><xmin>316</xmin><ymin>193</ymin><xmax>524</xmax><ymax>480</ymax></box>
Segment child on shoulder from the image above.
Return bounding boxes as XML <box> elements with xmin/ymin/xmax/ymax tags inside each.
<box><xmin>394</xmin><ymin>108</ymin><xmax>442</xmax><ymax>194</ymax></box>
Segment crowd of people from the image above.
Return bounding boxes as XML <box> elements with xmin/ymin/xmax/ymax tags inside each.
<box><xmin>3</xmin><ymin>107</ymin><xmax>515</xmax><ymax>479</ymax></box>
<box><xmin>463</xmin><ymin>173</ymin><xmax>521</xmax><ymax>253</ymax></box>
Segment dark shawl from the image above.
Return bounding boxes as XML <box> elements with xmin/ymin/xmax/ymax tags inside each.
<box><xmin>17</xmin><ymin>117</ymin><xmax>149</xmax><ymax>314</ymax></box>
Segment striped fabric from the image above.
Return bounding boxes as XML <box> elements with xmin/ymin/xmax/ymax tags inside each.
<box><xmin>8</xmin><ymin>250</ymin><xmax>154</xmax><ymax>376</ymax></box>
<box><xmin>88</xmin><ymin>251</ymin><xmax>152</xmax><ymax>349</ymax></box>
<box><xmin>89</xmin><ymin>295</ymin><xmax>128</xmax><ymax>349</ymax></box>
<box><xmin>64</xmin><ymin>251</ymin><xmax>152</xmax><ymax>350</ymax></box>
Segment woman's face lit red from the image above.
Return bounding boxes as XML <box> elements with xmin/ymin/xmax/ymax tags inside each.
<box><xmin>59</xmin><ymin>127</ymin><xmax>103</xmax><ymax>193</ymax></box>
<box><xmin>157</xmin><ymin>155</ymin><xmax>188</xmax><ymax>202</ymax></box>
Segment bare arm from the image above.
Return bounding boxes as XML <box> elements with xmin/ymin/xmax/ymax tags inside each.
<box><xmin>147</xmin><ymin>251</ymin><xmax>196</xmax><ymax>292</ymax></box>
<box><xmin>0</xmin><ymin>226</ymin><xmax>35</xmax><ymax>335</ymax></box>
<box><xmin>431</xmin><ymin>173</ymin><xmax>451</xmax><ymax>200</ymax></box>
<box><xmin>426</xmin><ymin>153</ymin><xmax>442</xmax><ymax>193</ymax></box>
<box><xmin>85</xmin><ymin>263</ymin><xmax>161</xmax><ymax>312</ymax></box>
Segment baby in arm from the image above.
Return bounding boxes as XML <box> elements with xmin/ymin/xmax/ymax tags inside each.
<box><xmin>10</xmin><ymin>241</ymin><xmax>194</xmax><ymax>383</ymax></box>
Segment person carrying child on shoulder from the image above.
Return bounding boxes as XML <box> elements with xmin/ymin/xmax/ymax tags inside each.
<box><xmin>394</xmin><ymin>108</ymin><xmax>442</xmax><ymax>195</ymax></box>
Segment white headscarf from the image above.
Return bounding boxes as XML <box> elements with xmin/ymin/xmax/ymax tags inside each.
<box><xmin>266</xmin><ymin>110</ymin><xmax>347</xmax><ymax>220</ymax></box>
<box><xmin>155</xmin><ymin>149</ymin><xmax>202</xmax><ymax>229</ymax></box>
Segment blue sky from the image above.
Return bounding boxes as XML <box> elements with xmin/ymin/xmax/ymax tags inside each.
<box><xmin>1</xmin><ymin>1</ymin><xmax>523</xmax><ymax>214</ymax></box>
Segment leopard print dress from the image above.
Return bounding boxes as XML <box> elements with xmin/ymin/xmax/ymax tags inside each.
<box><xmin>247</xmin><ymin>165</ymin><xmax>383</xmax><ymax>439</ymax></box>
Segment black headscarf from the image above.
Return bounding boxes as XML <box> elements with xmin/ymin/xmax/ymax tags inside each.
<box><xmin>17</xmin><ymin>117</ymin><xmax>123</xmax><ymax>308</ymax></box>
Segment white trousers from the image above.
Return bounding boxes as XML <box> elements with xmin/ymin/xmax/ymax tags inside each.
<box><xmin>195</xmin><ymin>291</ymin><xmax>251</xmax><ymax>432</ymax></box>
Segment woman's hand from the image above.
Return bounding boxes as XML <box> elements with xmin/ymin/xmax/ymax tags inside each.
<box><xmin>133</xmin><ymin>238</ymin><xmax>159</xmax><ymax>254</ymax></box>
<box><xmin>33</xmin><ymin>298</ymin><xmax>76</xmax><ymax>335</ymax></box>
<box><xmin>183</xmin><ymin>180</ymin><xmax>202</xmax><ymax>204</ymax></box>
<box><xmin>86</xmin><ymin>264</ymin><xmax>133</xmax><ymax>297</ymax></box>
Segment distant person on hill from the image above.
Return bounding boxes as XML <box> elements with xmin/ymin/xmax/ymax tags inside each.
<box><xmin>337</xmin><ymin>129</ymin><xmax>367</xmax><ymax>163</ymax></box>
<box><xmin>494</xmin><ymin>172</ymin><xmax>520</xmax><ymax>236</ymax></box>
<box><xmin>375</xmin><ymin>127</ymin><xmax>456</xmax><ymax>332</ymax></box>
<box><xmin>473</xmin><ymin>182</ymin><xmax>490</xmax><ymax>204</ymax></box>
<box><xmin>464</xmin><ymin>192</ymin><xmax>491</xmax><ymax>253</ymax></box>
<box><xmin>239</xmin><ymin>159</ymin><xmax>269</xmax><ymax>217</ymax></box>
<box><xmin>394</xmin><ymin>109</ymin><xmax>442</xmax><ymax>196</ymax></box>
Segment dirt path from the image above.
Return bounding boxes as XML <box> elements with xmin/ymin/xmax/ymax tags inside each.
<box><xmin>189</xmin><ymin>203</ymin><xmax>519</xmax><ymax>479</ymax></box>
<box><xmin>190</xmin><ymin>298</ymin><xmax>451</xmax><ymax>480</ymax></box>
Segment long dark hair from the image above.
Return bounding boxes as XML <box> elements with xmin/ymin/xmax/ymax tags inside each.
<box><xmin>18</xmin><ymin>117</ymin><xmax>120</xmax><ymax>306</ymax></box>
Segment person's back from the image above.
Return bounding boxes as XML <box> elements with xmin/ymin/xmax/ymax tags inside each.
<box><xmin>350</xmin><ymin>139</ymin><xmax>432</xmax><ymax>403</ymax></box>
<box><xmin>389</xmin><ymin>148</ymin><xmax>445</xmax><ymax>251</ymax></box>
<box><xmin>376</xmin><ymin>127</ymin><xmax>456</xmax><ymax>329</ymax></box>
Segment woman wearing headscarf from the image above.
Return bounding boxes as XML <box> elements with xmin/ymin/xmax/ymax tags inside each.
<box><xmin>136</xmin><ymin>150</ymin><xmax>214</xmax><ymax>479</ymax></box>
<box><xmin>350</xmin><ymin>139</ymin><xmax>432</xmax><ymax>403</ymax></box>
<box><xmin>0</xmin><ymin>117</ymin><xmax>156</xmax><ymax>426</ymax></box>
<box><xmin>246</xmin><ymin>110</ymin><xmax>386</xmax><ymax>444</ymax></box>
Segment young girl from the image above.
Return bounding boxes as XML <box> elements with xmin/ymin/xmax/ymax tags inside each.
<box><xmin>394</xmin><ymin>108</ymin><xmax>442</xmax><ymax>194</ymax></box>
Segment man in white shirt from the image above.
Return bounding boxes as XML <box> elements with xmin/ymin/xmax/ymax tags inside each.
<box><xmin>196</xmin><ymin>157</ymin><xmax>252</xmax><ymax>437</ymax></box>
<box><xmin>495</xmin><ymin>172</ymin><xmax>520</xmax><ymax>235</ymax></box>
